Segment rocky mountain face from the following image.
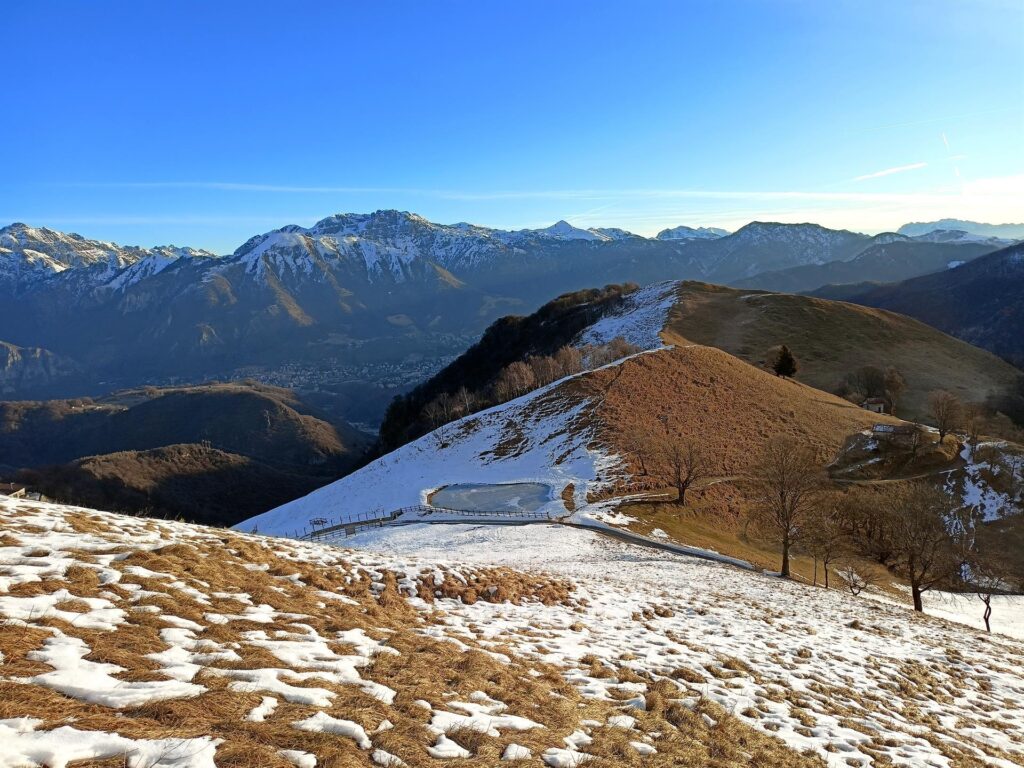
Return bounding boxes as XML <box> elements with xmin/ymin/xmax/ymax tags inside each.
<box><xmin>0</xmin><ymin>211</ymin><xmax>1013</xmax><ymax>406</ymax></box>
<box><xmin>819</xmin><ymin>243</ymin><xmax>1024</xmax><ymax>368</ymax></box>
<box><xmin>0</xmin><ymin>341</ymin><xmax>79</xmax><ymax>397</ymax></box>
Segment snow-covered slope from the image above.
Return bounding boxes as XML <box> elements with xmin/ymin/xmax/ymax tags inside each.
<box><xmin>0</xmin><ymin>223</ymin><xmax>142</xmax><ymax>292</ymax></box>
<box><xmin>575</xmin><ymin>280</ymin><xmax>679</xmax><ymax>348</ymax></box>
<box><xmin>240</xmin><ymin>284</ymin><xmax>683</xmax><ymax>537</ymax></box>
<box><xmin>6</xmin><ymin>491</ymin><xmax>1024</xmax><ymax>767</ymax></box>
<box><xmin>238</xmin><ymin>375</ymin><xmax>623</xmax><ymax>538</ymax></box>
<box><xmin>339</xmin><ymin>521</ymin><xmax>1024</xmax><ymax>766</ymax></box>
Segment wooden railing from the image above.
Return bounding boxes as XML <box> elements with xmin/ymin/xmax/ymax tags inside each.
<box><xmin>298</xmin><ymin>503</ymin><xmax>552</xmax><ymax>542</ymax></box>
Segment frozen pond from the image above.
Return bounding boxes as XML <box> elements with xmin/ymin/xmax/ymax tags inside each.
<box><xmin>431</xmin><ymin>482</ymin><xmax>552</xmax><ymax>513</ymax></box>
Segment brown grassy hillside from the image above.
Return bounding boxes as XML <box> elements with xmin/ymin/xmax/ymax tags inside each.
<box><xmin>661</xmin><ymin>282</ymin><xmax>1022</xmax><ymax>421</ymax></box>
<box><xmin>0</xmin><ymin>382</ymin><xmax>371</xmax><ymax>524</ymax></box>
<box><xmin>568</xmin><ymin>344</ymin><xmax>898</xmax><ymax>488</ymax></box>
<box><xmin>16</xmin><ymin>444</ymin><xmax>338</xmax><ymax>526</ymax></box>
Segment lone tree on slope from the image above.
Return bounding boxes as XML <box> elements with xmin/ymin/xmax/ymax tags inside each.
<box><xmin>928</xmin><ymin>390</ymin><xmax>963</xmax><ymax>443</ymax></box>
<box><xmin>745</xmin><ymin>435</ymin><xmax>826</xmax><ymax>578</ymax></box>
<box><xmin>773</xmin><ymin>345</ymin><xmax>799</xmax><ymax>378</ymax></box>
<box><xmin>884</xmin><ymin>367</ymin><xmax>907</xmax><ymax>416</ymax></box>
<box><xmin>884</xmin><ymin>482</ymin><xmax>962</xmax><ymax>612</ymax></box>
<box><xmin>661</xmin><ymin>439</ymin><xmax>708</xmax><ymax>506</ymax></box>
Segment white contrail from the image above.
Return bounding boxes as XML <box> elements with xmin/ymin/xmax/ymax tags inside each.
<box><xmin>853</xmin><ymin>162</ymin><xmax>928</xmax><ymax>182</ymax></box>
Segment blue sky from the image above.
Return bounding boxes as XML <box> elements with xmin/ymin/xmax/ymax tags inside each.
<box><xmin>3</xmin><ymin>0</ymin><xmax>1022</xmax><ymax>252</ymax></box>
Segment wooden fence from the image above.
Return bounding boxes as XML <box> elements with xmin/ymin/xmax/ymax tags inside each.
<box><xmin>297</xmin><ymin>503</ymin><xmax>551</xmax><ymax>542</ymax></box>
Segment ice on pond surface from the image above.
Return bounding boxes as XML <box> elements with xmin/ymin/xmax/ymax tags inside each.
<box><xmin>432</xmin><ymin>482</ymin><xmax>551</xmax><ymax>513</ymax></box>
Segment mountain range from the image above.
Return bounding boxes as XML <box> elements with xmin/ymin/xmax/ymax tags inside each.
<box><xmin>0</xmin><ymin>213</ymin><xmax>1017</xmax><ymax>418</ymax></box>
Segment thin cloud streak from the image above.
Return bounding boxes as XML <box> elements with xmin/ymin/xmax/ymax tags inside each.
<box><xmin>853</xmin><ymin>162</ymin><xmax>928</xmax><ymax>182</ymax></box>
<box><xmin>48</xmin><ymin>180</ymin><xmax>1018</xmax><ymax>206</ymax></box>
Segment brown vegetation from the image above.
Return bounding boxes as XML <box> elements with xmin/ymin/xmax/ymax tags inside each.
<box><xmin>661</xmin><ymin>281</ymin><xmax>1022</xmax><ymax>425</ymax></box>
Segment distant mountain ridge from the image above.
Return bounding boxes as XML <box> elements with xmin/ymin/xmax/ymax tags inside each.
<box><xmin>0</xmin><ymin>211</ymin><xmax>1016</xmax><ymax>406</ymax></box>
<box><xmin>898</xmin><ymin>219</ymin><xmax>1024</xmax><ymax>239</ymax></box>
<box><xmin>0</xmin><ymin>222</ymin><xmax>217</xmax><ymax>294</ymax></box>
<box><xmin>813</xmin><ymin>243</ymin><xmax>1024</xmax><ymax>368</ymax></box>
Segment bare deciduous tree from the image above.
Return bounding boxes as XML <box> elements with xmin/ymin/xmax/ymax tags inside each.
<box><xmin>804</xmin><ymin>497</ymin><xmax>848</xmax><ymax>588</ymax></box>
<box><xmin>454</xmin><ymin>386</ymin><xmax>475</xmax><ymax>416</ymax></box>
<box><xmin>957</xmin><ymin>529</ymin><xmax>1015</xmax><ymax>633</ymax></box>
<box><xmin>884</xmin><ymin>367</ymin><xmax>907</xmax><ymax>416</ymax></box>
<box><xmin>962</xmin><ymin>403</ymin><xmax>986</xmax><ymax>458</ymax></box>
<box><xmin>527</xmin><ymin>355</ymin><xmax>561</xmax><ymax>387</ymax></box>
<box><xmin>554</xmin><ymin>345</ymin><xmax>584</xmax><ymax>376</ymax></box>
<box><xmin>624</xmin><ymin>431</ymin><xmax>654</xmax><ymax>476</ymax></box>
<box><xmin>837</xmin><ymin>563</ymin><xmax>878</xmax><ymax>596</ymax></box>
<box><xmin>661</xmin><ymin>439</ymin><xmax>708</xmax><ymax>506</ymax></box>
<box><xmin>886</xmin><ymin>482</ymin><xmax>962</xmax><ymax>612</ymax></box>
<box><xmin>745</xmin><ymin>436</ymin><xmax>826</xmax><ymax>578</ymax></box>
<box><xmin>928</xmin><ymin>390</ymin><xmax>963</xmax><ymax>444</ymax></box>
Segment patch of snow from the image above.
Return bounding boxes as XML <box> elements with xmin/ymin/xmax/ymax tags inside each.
<box><xmin>576</xmin><ymin>281</ymin><xmax>679</xmax><ymax>350</ymax></box>
<box><xmin>292</xmin><ymin>712</ymin><xmax>372</xmax><ymax>749</ymax></box>
<box><xmin>0</xmin><ymin>719</ymin><xmax>220</xmax><ymax>768</ymax></box>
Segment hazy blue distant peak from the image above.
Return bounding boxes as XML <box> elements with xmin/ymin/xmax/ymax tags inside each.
<box><xmin>898</xmin><ymin>219</ymin><xmax>1024</xmax><ymax>239</ymax></box>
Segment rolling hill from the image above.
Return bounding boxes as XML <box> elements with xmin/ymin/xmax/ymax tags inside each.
<box><xmin>381</xmin><ymin>280</ymin><xmax>1024</xmax><ymax>450</ymax></box>
<box><xmin>661</xmin><ymin>282</ymin><xmax>1023</xmax><ymax>422</ymax></box>
<box><xmin>0</xmin><ymin>382</ymin><xmax>370</xmax><ymax>524</ymax></box>
<box><xmin>809</xmin><ymin>243</ymin><xmax>1024</xmax><ymax>369</ymax></box>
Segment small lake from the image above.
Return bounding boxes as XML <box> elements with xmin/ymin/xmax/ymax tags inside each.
<box><xmin>431</xmin><ymin>482</ymin><xmax>552</xmax><ymax>513</ymax></box>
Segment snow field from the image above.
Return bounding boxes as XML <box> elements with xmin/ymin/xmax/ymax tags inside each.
<box><xmin>4</xmin><ymin>498</ymin><xmax>743</xmax><ymax>767</ymax></box>
<box><xmin>342</xmin><ymin>522</ymin><xmax>1024</xmax><ymax>768</ymax></box>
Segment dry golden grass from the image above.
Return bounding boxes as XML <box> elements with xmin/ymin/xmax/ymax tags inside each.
<box><xmin>661</xmin><ymin>281</ymin><xmax>1021</xmax><ymax>423</ymax></box>
<box><xmin>0</xmin><ymin>506</ymin><xmax>834</xmax><ymax>768</ymax></box>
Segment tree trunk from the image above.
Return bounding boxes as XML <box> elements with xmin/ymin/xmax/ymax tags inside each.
<box><xmin>780</xmin><ymin>539</ymin><xmax>791</xmax><ymax>578</ymax></box>
<box><xmin>824</xmin><ymin>565</ymin><xmax>830</xmax><ymax>589</ymax></box>
<box><xmin>911</xmin><ymin>582</ymin><xmax>923</xmax><ymax>612</ymax></box>
<box><xmin>677</xmin><ymin>485</ymin><xmax>685</xmax><ymax>505</ymax></box>
<box><xmin>984</xmin><ymin>602</ymin><xmax>992</xmax><ymax>633</ymax></box>
<box><xmin>812</xmin><ymin>556</ymin><xmax>818</xmax><ymax>587</ymax></box>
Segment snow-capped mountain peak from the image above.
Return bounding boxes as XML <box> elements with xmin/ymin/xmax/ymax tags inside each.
<box><xmin>531</xmin><ymin>220</ymin><xmax>611</xmax><ymax>241</ymax></box>
<box><xmin>655</xmin><ymin>224</ymin><xmax>729</xmax><ymax>241</ymax></box>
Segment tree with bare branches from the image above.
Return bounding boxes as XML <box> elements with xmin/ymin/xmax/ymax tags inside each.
<box><xmin>454</xmin><ymin>386</ymin><xmax>475</xmax><ymax>416</ymax></box>
<box><xmin>553</xmin><ymin>345</ymin><xmax>584</xmax><ymax>376</ymax></box>
<box><xmin>928</xmin><ymin>390</ymin><xmax>962</xmax><ymax>444</ymax></box>
<box><xmin>624</xmin><ymin>431</ymin><xmax>655</xmax><ymax>476</ymax></box>
<box><xmin>745</xmin><ymin>436</ymin><xmax>826</xmax><ymax>578</ymax></box>
<box><xmin>884</xmin><ymin>367</ymin><xmax>907</xmax><ymax>416</ymax></box>
<box><xmin>660</xmin><ymin>439</ymin><xmax>708</xmax><ymax>506</ymax></box>
<box><xmin>885</xmin><ymin>482</ymin><xmax>962</xmax><ymax>612</ymax></box>
<box><xmin>837</xmin><ymin>563</ymin><xmax>878</xmax><ymax>596</ymax></box>
<box><xmin>804</xmin><ymin>496</ymin><xmax>848</xmax><ymax>588</ymax></box>
<box><xmin>962</xmin><ymin>403</ymin><xmax>986</xmax><ymax>458</ymax></box>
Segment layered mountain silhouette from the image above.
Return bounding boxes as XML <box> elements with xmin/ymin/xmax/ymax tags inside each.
<box><xmin>0</xmin><ymin>213</ymin><xmax>1013</xmax><ymax>406</ymax></box>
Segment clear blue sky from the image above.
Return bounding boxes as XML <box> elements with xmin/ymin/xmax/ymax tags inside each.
<box><xmin>3</xmin><ymin>0</ymin><xmax>1022</xmax><ymax>252</ymax></box>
